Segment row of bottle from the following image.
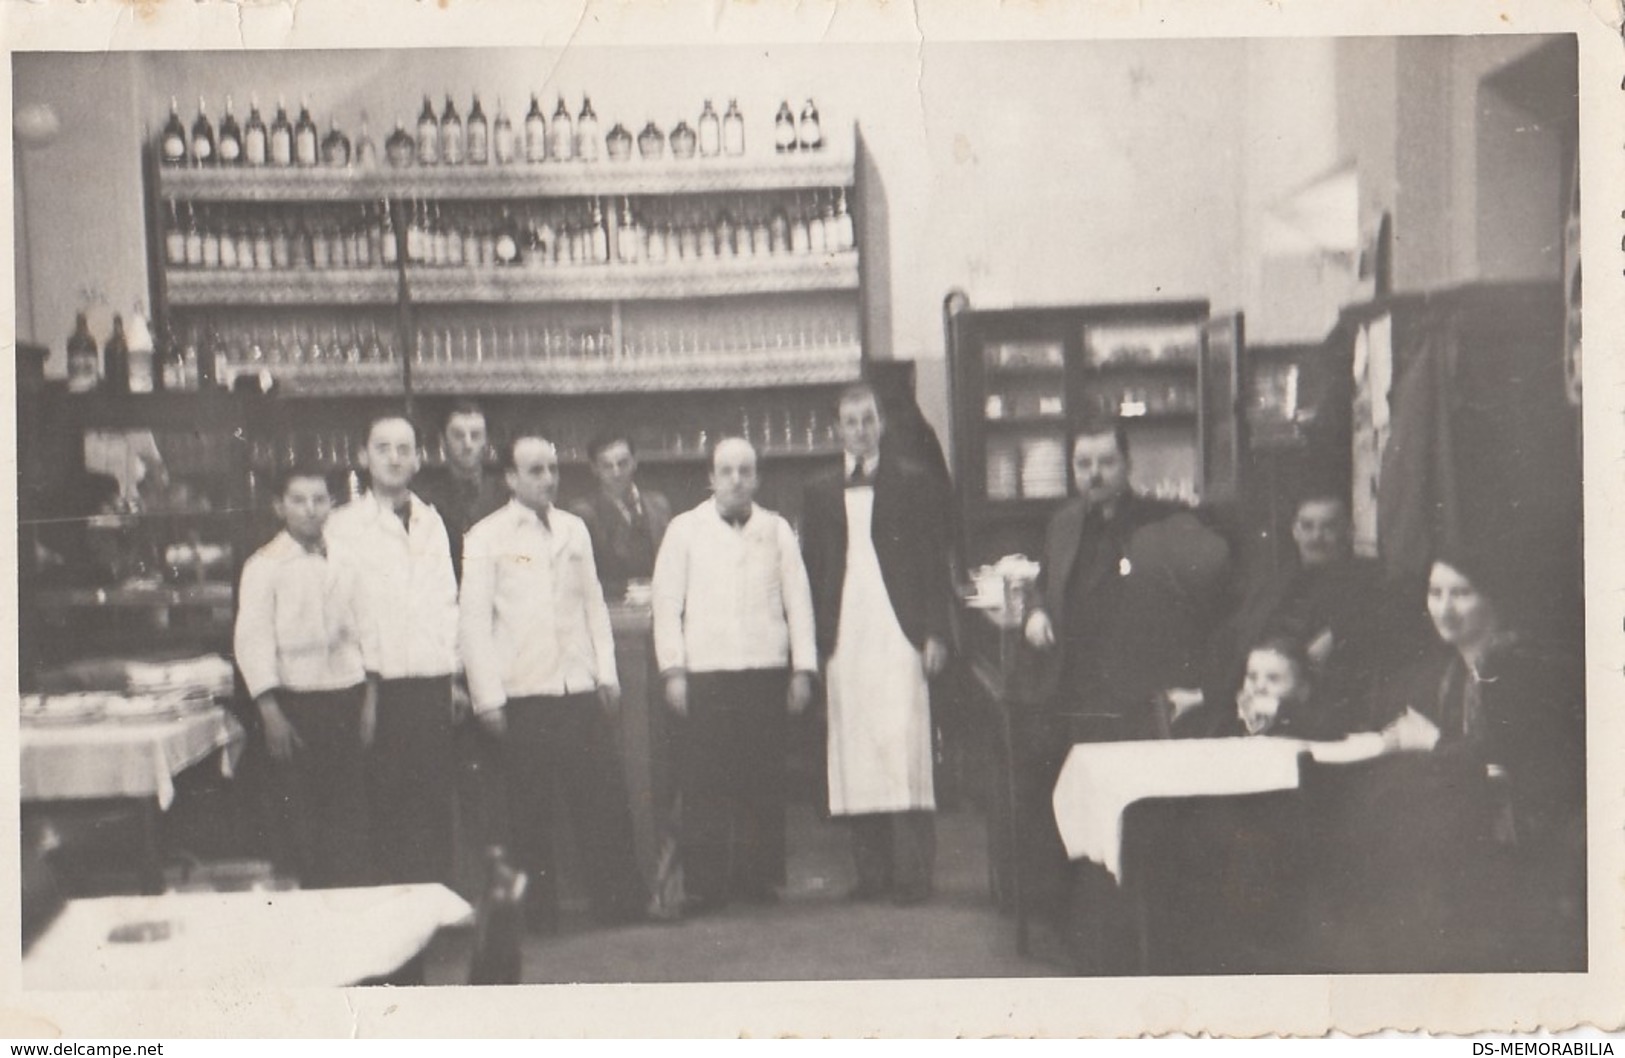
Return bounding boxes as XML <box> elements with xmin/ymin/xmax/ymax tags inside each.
<box><xmin>162</xmin><ymin>202</ymin><xmax>391</xmax><ymax>272</ymax></box>
<box><xmin>161</xmin><ymin>191</ymin><xmax>856</xmax><ymax>273</ymax></box>
<box><xmin>408</xmin><ymin>317</ymin><xmax>858</xmax><ymax>366</ymax></box>
<box><xmin>160</xmin><ymin>92</ymin><xmax>825</xmax><ymax>170</ymax></box>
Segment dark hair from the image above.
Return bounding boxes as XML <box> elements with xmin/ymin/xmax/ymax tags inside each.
<box><xmin>503</xmin><ymin>430</ymin><xmax>556</xmax><ymax>471</ymax></box>
<box><xmin>706</xmin><ymin>434</ymin><xmax>756</xmax><ymax>471</ymax></box>
<box><xmin>1245</xmin><ymin>635</ymin><xmax>1312</xmax><ymax>698</ymax></box>
<box><xmin>1293</xmin><ymin>490</ymin><xmax>1350</xmax><ymax>518</ymax></box>
<box><xmin>273</xmin><ymin>463</ymin><xmax>333</xmax><ymax>500</ymax></box>
<box><xmin>362</xmin><ymin>411</ymin><xmax>418</xmax><ymax>448</ymax></box>
<box><xmin>587</xmin><ymin>430</ymin><xmax>636</xmax><ymax>464</ymax></box>
<box><xmin>836</xmin><ymin>382</ymin><xmax>884</xmax><ymax>417</ymax></box>
<box><xmin>443</xmin><ymin>401</ymin><xmax>487</xmax><ymax>432</ymax></box>
<box><xmin>1070</xmin><ymin>419</ymin><xmax>1131</xmax><ymax>460</ymax></box>
<box><xmin>1429</xmin><ymin>545</ymin><xmax>1510</xmax><ymax>607</ymax></box>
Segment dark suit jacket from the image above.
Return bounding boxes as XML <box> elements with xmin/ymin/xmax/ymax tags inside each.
<box><xmin>569</xmin><ymin>488</ymin><xmax>672</xmax><ymax>598</ymax></box>
<box><xmin>1029</xmin><ymin>492</ymin><xmax>1232</xmax><ymax>713</ymax></box>
<box><xmin>800</xmin><ymin>455</ymin><xmax>955</xmax><ymax>661</ymax></box>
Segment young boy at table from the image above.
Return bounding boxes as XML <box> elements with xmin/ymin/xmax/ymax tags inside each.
<box><xmin>234</xmin><ymin>465</ymin><xmax>376</xmax><ymax>889</ymax></box>
<box><xmin>1177</xmin><ymin>636</ymin><xmax>1337</xmax><ymax>740</ymax></box>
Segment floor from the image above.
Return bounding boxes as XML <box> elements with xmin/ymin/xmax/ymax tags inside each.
<box><xmin>423</xmin><ymin>804</ymin><xmax>1060</xmax><ymax>984</ymax></box>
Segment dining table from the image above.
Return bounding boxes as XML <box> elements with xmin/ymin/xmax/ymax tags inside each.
<box><xmin>23</xmin><ymin>883</ymin><xmax>475</xmax><ymax>990</ymax></box>
<box><xmin>20</xmin><ymin>704</ymin><xmax>247</xmax><ymax>894</ymax></box>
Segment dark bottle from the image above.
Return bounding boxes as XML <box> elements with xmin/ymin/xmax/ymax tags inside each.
<box><xmin>416</xmin><ymin>96</ymin><xmax>440</xmax><ymax>166</ymax></box>
<box><xmin>217</xmin><ymin>95</ymin><xmax>243</xmax><ymax>165</ymax></box>
<box><xmin>637</xmin><ymin>120</ymin><xmax>665</xmax><ymax>160</ymax></box>
<box><xmin>722</xmin><ymin>99</ymin><xmax>745</xmax><ymax>157</ymax></box>
<box><xmin>774</xmin><ymin>101</ymin><xmax>797</xmax><ymax>153</ymax></box>
<box><xmin>294</xmin><ymin>99</ymin><xmax>319</xmax><ymax>168</ymax></box>
<box><xmin>492</xmin><ymin>98</ymin><xmax>515</xmax><ymax>164</ymax></box>
<box><xmin>575</xmin><ymin>96</ymin><xmax>599</xmax><ymax>163</ymax></box>
<box><xmin>321</xmin><ymin>118</ymin><xmax>352</xmax><ymax>168</ymax></box>
<box><xmin>798</xmin><ymin>98</ymin><xmax>823</xmax><ymax>151</ymax></box>
<box><xmin>669</xmin><ymin>120</ymin><xmax>697</xmax><ymax>160</ymax></box>
<box><xmin>440</xmin><ymin>94</ymin><xmax>465</xmax><ymax>166</ymax></box>
<box><xmin>160</xmin><ymin>97</ymin><xmax>188</xmax><ymax>166</ymax></box>
<box><xmin>385</xmin><ymin>117</ymin><xmax>415</xmax><ymax>168</ymax></box>
<box><xmin>697</xmin><ymin>99</ymin><xmax>721</xmax><ymax>158</ymax></box>
<box><xmin>103</xmin><ymin>314</ymin><xmax>131</xmax><ymax>395</ymax></box>
<box><xmin>523</xmin><ymin>94</ymin><xmax>547</xmax><ymax>164</ymax></box>
<box><xmin>548</xmin><ymin>96</ymin><xmax>574</xmax><ymax>162</ymax></box>
<box><xmin>190</xmin><ymin>96</ymin><xmax>216</xmax><ymax>167</ymax></box>
<box><xmin>66</xmin><ymin>312</ymin><xmax>100</xmax><ymax>393</ymax></box>
<box><xmin>467</xmin><ymin>94</ymin><xmax>489</xmax><ymax>165</ymax></box>
<box><xmin>269</xmin><ymin>97</ymin><xmax>294</xmax><ymax>167</ymax></box>
<box><xmin>243</xmin><ymin>95</ymin><xmax>268</xmax><ymax>167</ymax></box>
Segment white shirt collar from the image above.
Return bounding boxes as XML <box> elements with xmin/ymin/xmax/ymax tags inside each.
<box><xmin>508</xmin><ymin>497</ymin><xmax>554</xmax><ymax>529</ymax></box>
<box><xmin>844</xmin><ymin>452</ymin><xmax>880</xmax><ymax>478</ymax></box>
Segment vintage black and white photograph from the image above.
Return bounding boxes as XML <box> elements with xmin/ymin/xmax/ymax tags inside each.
<box><xmin>5</xmin><ymin>0</ymin><xmax>1619</xmax><ymax>1037</ymax></box>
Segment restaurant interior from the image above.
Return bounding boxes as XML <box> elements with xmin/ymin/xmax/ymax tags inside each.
<box><xmin>13</xmin><ymin>35</ymin><xmax>1585</xmax><ymax>986</ymax></box>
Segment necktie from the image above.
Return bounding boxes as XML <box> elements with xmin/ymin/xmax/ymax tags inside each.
<box><xmin>848</xmin><ymin>463</ymin><xmax>871</xmax><ymax>488</ymax></box>
<box><xmin>722</xmin><ymin>509</ymin><xmax>750</xmax><ymax>528</ymax></box>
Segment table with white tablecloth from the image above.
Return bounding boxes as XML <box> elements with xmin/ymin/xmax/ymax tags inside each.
<box><xmin>21</xmin><ymin>707</ymin><xmax>247</xmax><ymax>893</ymax></box>
<box><xmin>23</xmin><ymin>884</ymin><xmax>474</xmax><ymax>990</ymax></box>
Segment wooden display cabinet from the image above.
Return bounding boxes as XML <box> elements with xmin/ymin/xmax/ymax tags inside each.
<box><xmin>944</xmin><ymin>291</ymin><xmax>1244</xmax><ymax>567</ymax></box>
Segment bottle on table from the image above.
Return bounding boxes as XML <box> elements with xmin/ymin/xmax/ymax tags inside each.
<box><xmin>103</xmin><ymin>314</ymin><xmax>131</xmax><ymax>395</ymax></box>
<box><xmin>67</xmin><ymin>312</ymin><xmax>100</xmax><ymax>393</ymax></box>
<box><xmin>127</xmin><ymin>302</ymin><xmax>156</xmax><ymax>394</ymax></box>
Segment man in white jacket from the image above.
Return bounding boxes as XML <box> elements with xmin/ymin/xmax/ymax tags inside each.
<box><xmin>652</xmin><ymin>436</ymin><xmax>817</xmax><ymax>912</ymax></box>
<box><xmin>461</xmin><ymin>431</ymin><xmax>648</xmax><ymax>931</ymax></box>
<box><xmin>326</xmin><ymin>414</ymin><xmax>459</xmax><ymax>888</ymax></box>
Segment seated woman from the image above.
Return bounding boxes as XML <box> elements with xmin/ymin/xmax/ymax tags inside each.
<box><xmin>1178</xmin><ymin>636</ymin><xmax>1341</xmax><ymax>739</ymax></box>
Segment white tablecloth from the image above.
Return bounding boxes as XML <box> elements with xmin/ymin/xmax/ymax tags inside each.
<box><xmin>1051</xmin><ymin>737</ymin><xmax>1309</xmax><ymax>881</ymax></box>
<box><xmin>20</xmin><ymin>708</ymin><xmax>245</xmax><ymax>810</ymax></box>
<box><xmin>23</xmin><ymin>884</ymin><xmax>474</xmax><ymax>990</ymax></box>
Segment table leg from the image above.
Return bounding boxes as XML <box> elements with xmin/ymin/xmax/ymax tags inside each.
<box><xmin>137</xmin><ymin>797</ymin><xmax>164</xmax><ymax>895</ymax></box>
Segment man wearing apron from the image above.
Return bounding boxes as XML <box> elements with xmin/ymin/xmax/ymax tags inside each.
<box><xmin>801</xmin><ymin>384</ymin><xmax>955</xmax><ymax>904</ymax></box>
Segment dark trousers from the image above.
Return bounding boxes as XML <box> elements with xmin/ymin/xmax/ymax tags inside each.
<box><xmin>849</xmin><ymin>811</ymin><xmax>936</xmax><ymax>897</ymax></box>
<box><xmin>368</xmin><ymin>676</ymin><xmax>455</xmax><ymax>886</ymax></box>
<box><xmin>263</xmin><ymin>686</ymin><xmax>371</xmax><ymax>889</ymax></box>
<box><xmin>503</xmin><ymin>693</ymin><xmax>647</xmax><ymax>926</ymax></box>
<box><xmin>680</xmin><ymin>669</ymin><xmax>789</xmax><ymax>905</ymax></box>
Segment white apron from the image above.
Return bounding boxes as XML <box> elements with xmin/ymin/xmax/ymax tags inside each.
<box><xmin>826</xmin><ymin>487</ymin><xmax>935</xmax><ymax>816</ymax></box>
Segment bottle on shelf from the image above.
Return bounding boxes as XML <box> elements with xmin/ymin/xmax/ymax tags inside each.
<box><xmin>164</xmin><ymin>200</ymin><xmax>186</xmax><ymax>267</ymax></box>
<box><xmin>417</xmin><ymin>95</ymin><xmax>440</xmax><ymax>166</ymax></box>
<box><xmin>67</xmin><ymin>312</ymin><xmax>100</xmax><ymax>393</ymax></box>
<box><xmin>440</xmin><ymin>93</ymin><xmax>465</xmax><ymax>166</ymax></box>
<box><xmin>270</xmin><ymin>97</ymin><xmax>294</xmax><ymax>167</ymax></box>
<box><xmin>789</xmin><ymin>196</ymin><xmax>811</xmax><ymax>255</ymax></box>
<box><xmin>774</xmin><ymin>101</ymin><xmax>797</xmax><ymax>153</ymax></box>
<box><xmin>217</xmin><ymin>95</ymin><xmax>243</xmax><ymax>165</ymax></box>
<box><xmin>190</xmin><ymin>95</ymin><xmax>216</xmax><ymax>167</ymax></box>
<box><xmin>219</xmin><ymin>216</ymin><xmax>240</xmax><ymax>269</ymax></box>
<box><xmin>769</xmin><ymin>206</ymin><xmax>790</xmax><ymax>255</ymax></box>
<box><xmin>549</xmin><ymin>96</ymin><xmax>575</xmax><ymax>162</ymax></box>
<box><xmin>379</xmin><ymin>199</ymin><xmax>398</xmax><ymax>266</ymax></box>
<box><xmin>588</xmin><ymin>197</ymin><xmax>610</xmax><ymax>264</ymax></box>
<box><xmin>467</xmin><ymin>94</ymin><xmax>489</xmax><ymax>165</ymax></box>
<box><xmin>385</xmin><ymin>117</ymin><xmax>415</xmax><ymax>168</ymax></box>
<box><xmin>716</xmin><ymin>209</ymin><xmax>736</xmax><ymax>259</ymax></box>
<box><xmin>310</xmin><ymin>209</ymin><xmax>331</xmax><ymax>270</ymax></box>
<box><xmin>697</xmin><ymin>99</ymin><xmax>721</xmax><ymax>157</ymax></box>
<box><xmin>616</xmin><ymin>198</ymin><xmax>641</xmax><ymax>264</ymax></box>
<box><xmin>294</xmin><ymin>98</ymin><xmax>319</xmax><ymax>168</ymax></box>
<box><xmin>200</xmin><ymin>207</ymin><xmax>221</xmax><ymax>268</ymax></box>
<box><xmin>808</xmin><ymin>192</ymin><xmax>828</xmax><ymax>255</ymax></box>
<box><xmin>494</xmin><ymin>208</ymin><xmax>520</xmax><ymax>266</ymax></box>
<box><xmin>103</xmin><ymin>314</ymin><xmax>131</xmax><ymax>395</ymax></box>
<box><xmin>832</xmin><ymin>187</ymin><xmax>855</xmax><ymax>251</ymax></box>
<box><xmin>234</xmin><ymin>218</ymin><xmax>254</xmax><ymax>270</ymax></box>
<box><xmin>669</xmin><ymin>120</ymin><xmax>697</xmax><ymax>160</ymax></box>
<box><xmin>159</xmin><ymin>323</ymin><xmax>187</xmax><ymax>392</ymax></box>
<box><xmin>290</xmin><ymin>211</ymin><xmax>313</xmax><ymax>270</ymax></box>
<box><xmin>321</xmin><ymin>118</ymin><xmax>352</xmax><ymax>168</ymax></box>
<box><xmin>354</xmin><ymin>111</ymin><xmax>378</xmax><ymax>170</ymax></box>
<box><xmin>184</xmin><ymin>202</ymin><xmax>204</xmax><ymax>267</ymax></box>
<box><xmin>492</xmin><ymin>97</ymin><xmax>515</xmax><ymax>164</ymax></box>
<box><xmin>161</xmin><ymin>97</ymin><xmax>188</xmax><ymax>166</ymax></box>
<box><xmin>605</xmin><ymin>122</ymin><xmax>633</xmax><ymax>162</ymax></box>
<box><xmin>637</xmin><ymin>120</ymin><xmax>665</xmax><ymax>160</ymax></box>
<box><xmin>644</xmin><ymin>212</ymin><xmax>668</xmax><ymax>264</ymax></box>
<box><xmin>798</xmin><ymin>99</ymin><xmax>823</xmax><ymax>151</ymax></box>
<box><xmin>575</xmin><ymin>95</ymin><xmax>600</xmax><ymax>163</ymax></box>
<box><xmin>127</xmin><ymin>302</ymin><xmax>156</xmax><ymax>394</ymax></box>
<box><xmin>270</xmin><ymin>210</ymin><xmax>292</xmax><ymax>270</ymax></box>
<box><xmin>523</xmin><ymin>94</ymin><xmax>547</xmax><ymax>163</ymax></box>
<box><xmin>723</xmin><ymin>99</ymin><xmax>745</xmax><ymax>156</ymax></box>
<box><xmin>244</xmin><ymin>95</ymin><xmax>268</xmax><ymax>166</ymax></box>
<box><xmin>252</xmin><ymin>212</ymin><xmax>273</xmax><ymax>270</ymax></box>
